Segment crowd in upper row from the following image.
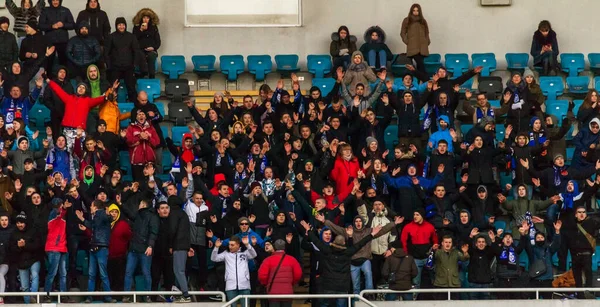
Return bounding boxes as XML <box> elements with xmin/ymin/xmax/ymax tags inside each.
<box><xmin>0</xmin><ymin>1</ymin><xmax>598</xmax><ymax>307</ymax></box>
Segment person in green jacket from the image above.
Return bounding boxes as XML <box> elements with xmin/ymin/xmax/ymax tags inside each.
<box><xmin>498</xmin><ymin>184</ymin><xmax>560</xmax><ymax>236</ymax></box>
<box><xmin>433</xmin><ymin>235</ymin><xmax>469</xmax><ymax>300</ymax></box>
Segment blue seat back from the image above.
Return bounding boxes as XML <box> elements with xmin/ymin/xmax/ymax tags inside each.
<box><xmin>488</xmin><ymin>100</ymin><xmax>501</xmax><ymax>108</ymax></box>
<box><xmin>160</xmin><ymin>126</ymin><xmax>169</xmax><ymax>139</ymax></box>
<box><xmin>471</xmin><ymin>53</ymin><xmax>497</xmax><ymax>76</ymax></box>
<box><xmin>118</xmin><ymin>102</ymin><xmax>135</xmax><ymax>128</ymax></box>
<box><xmin>274</xmin><ymin>54</ymin><xmax>299</xmax><ymax>72</ymax></box>
<box><xmin>452</xmin><ymin>76</ymin><xmax>474</xmax><ymax>93</ymax></box>
<box><xmin>546</xmin><ymin>100</ymin><xmax>569</xmax><ymax>124</ymax></box>
<box><xmin>155</xmin><ymin>102</ymin><xmax>166</xmax><ymax>117</ymax></box>
<box><xmin>219</xmin><ymin>55</ymin><xmax>245</xmax><ymax>81</ymax></box>
<box><xmin>505</xmin><ymin>53</ymin><xmax>529</xmax><ymax>70</ymax></box>
<box><xmin>29</xmin><ymin>104</ymin><xmax>51</xmax><ymax>128</ymax></box>
<box><xmin>311</xmin><ymin>78</ymin><xmax>337</xmax><ymax>96</ymax></box>
<box><xmin>384</xmin><ymin>125</ymin><xmax>398</xmax><ymax>152</ymax></box>
<box><xmin>444</xmin><ymin>53</ymin><xmax>470</xmax><ymax>75</ymax></box>
<box><xmin>573</xmin><ymin>99</ymin><xmax>584</xmax><ymax>115</ymax></box>
<box><xmin>161</xmin><ymin>151</ymin><xmax>173</xmax><ymax>173</ymax></box>
<box><xmin>247</xmin><ymin>55</ymin><xmax>272</xmax><ymax>81</ymax></box>
<box><xmin>566</xmin><ymin>147</ymin><xmax>575</xmax><ymax>164</ymax></box>
<box><xmin>460</xmin><ymin>124</ymin><xmax>473</xmax><ymax>137</ymax></box>
<box><xmin>171</xmin><ymin>126</ymin><xmax>189</xmax><ymax>146</ymax></box>
<box><xmin>588</xmin><ymin>53</ymin><xmax>600</xmax><ymax>73</ymax></box>
<box><xmin>495</xmin><ymin>124</ymin><xmax>506</xmax><ymax>141</ymax></box>
<box><xmin>191</xmin><ymin>55</ymin><xmax>216</xmax><ymax>72</ymax></box>
<box><xmin>539</xmin><ymin>76</ymin><xmax>564</xmax><ymax>100</ymax></box>
<box><xmin>560</xmin><ymin>53</ymin><xmax>585</xmax><ymax>77</ymax></box>
<box><xmin>424</xmin><ymin>54</ymin><xmax>442</xmax><ymax>75</ymax></box>
<box><xmin>566</xmin><ymin>76</ymin><xmax>590</xmax><ymax>94</ymax></box>
<box><xmin>136</xmin><ymin>79</ymin><xmax>161</xmax><ymax>102</ymax></box>
<box><xmin>595</xmin><ymin>76</ymin><xmax>600</xmax><ymax>91</ymax></box>
<box><xmin>119</xmin><ymin>151</ymin><xmax>131</xmax><ymax>174</ymax></box>
<box><xmin>160</xmin><ymin>55</ymin><xmax>186</xmax><ymax>79</ymax></box>
<box><xmin>307</xmin><ymin>55</ymin><xmax>332</xmax><ymax>78</ymax></box>
<box><xmin>117</xmin><ymin>79</ymin><xmax>128</xmax><ymax>103</ymax></box>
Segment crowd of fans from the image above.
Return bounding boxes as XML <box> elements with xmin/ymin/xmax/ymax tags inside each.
<box><xmin>0</xmin><ymin>0</ymin><xmax>598</xmax><ymax>306</ymax></box>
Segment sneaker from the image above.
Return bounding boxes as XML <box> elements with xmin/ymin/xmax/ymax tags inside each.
<box><xmin>144</xmin><ymin>296</ymin><xmax>152</xmax><ymax>303</ymax></box>
<box><xmin>208</xmin><ymin>296</ymin><xmax>222</xmax><ymax>301</ymax></box>
<box><xmin>122</xmin><ymin>297</ymin><xmax>132</xmax><ymax>303</ymax></box>
<box><xmin>104</xmin><ymin>298</ymin><xmax>117</xmax><ymax>303</ymax></box>
<box><xmin>84</xmin><ymin>298</ymin><xmax>92</xmax><ymax>304</ymax></box>
<box><xmin>174</xmin><ymin>296</ymin><xmax>192</xmax><ymax>303</ymax></box>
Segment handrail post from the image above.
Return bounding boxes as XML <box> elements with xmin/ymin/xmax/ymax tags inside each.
<box><xmin>133</xmin><ymin>293</ymin><xmax>137</xmax><ymax>303</ymax></box>
<box><xmin>37</xmin><ymin>293</ymin><xmax>40</xmax><ymax>303</ymax></box>
<box><xmin>447</xmin><ymin>290</ymin><xmax>451</xmax><ymax>300</ymax></box>
<box><xmin>244</xmin><ymin>296</ymin><xmax>248</xmax><ymax>307</ymax></box>
<box><xmin>535</xmin><ymin>290</ymin><xmax>539</xmax><ymax>300</ymax></box>
<box><xmin>348</xmin><ymin>296</ymin><xmax>351</xmax><ymax>307</ymax></box>
<box><xmin>58</xmin><ymin>293</ymin><xmax>61</xmax><ymax>304</ymax></box>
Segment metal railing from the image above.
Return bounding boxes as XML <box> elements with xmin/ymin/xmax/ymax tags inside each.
<box><xmin>221</xmin><ymin>294</ymin><xmax>377</xmax><ymax>307</ymax></box>
<box><xmin>360</xmin><ymin>287</ymin><xmax>600</xmax><ymax>300</ymax></box>
<box><xmin>0</xmin><ymin>290</ymin><xmax>226</xmax><ymax>303</ymax></box>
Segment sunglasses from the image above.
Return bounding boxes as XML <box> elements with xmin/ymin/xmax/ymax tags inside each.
<box><xmin>240</xmin><ymin>223</ymin><xmax>249</xmax><ymax>226</ymax></box>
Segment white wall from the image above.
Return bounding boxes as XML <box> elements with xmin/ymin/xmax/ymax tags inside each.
<box><xmin>3</xmin><ymin>0</ymin><xmax>600</xmax><ymax>69</ymax></box>
<box><xmin>186</xmin><ymin>0</ymin><xmax>299</xmax><ymax>16</ymax></box>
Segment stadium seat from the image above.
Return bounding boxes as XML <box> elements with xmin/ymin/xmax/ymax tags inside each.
<box><xmin>247</xmin><ymin>55</ymin><xmax>272</xmax><ymax>81</ymax></box>
<box><xmin>460</xmin><ymin>124</ymin><xmax>473</xmax><ymax>137</ymax></box>
<box><xmin>539</xmin><ymin>76</ymin><xmax>564</xmax><ymax>100</ymax></box>
<box><xmin>444</xmin><ymin>53</ymin><xmax>469</xmax><ymax>76</ymax></box>
<box><xmin>493</xmin><ymin>221</ymin><xmax>506</xmax><ymax>232</ymax></box>
<box><xmin>155</xmin><ymin>102</ymin><xmax>166</xmax><ymax>117</ymax></box>
<box><xmin>488</xmin><ymin>100</ymin><xmax>501</xmax><ymax>108</ymax></box>
<box><xmin>165</xmin><ymin>79</ymin><xmax>190</xmax><ymax>103</ymax></box>
<box><xmin>495</xmin><ymin>124</ymin><xmax>506</xmax><ymax>141</ymax></box>
<box><xmin>560</xmin><ymin>53</ymin><xmax>585</xmax><ymax>77</ymax></box>
<box><xmin>119</xmin><ymin>102</ymin><xmax>135</xmax><ymax>128</ymax></box>
<box><xmin>160</xmin><ymin>126</ymin><xmax>169</xmax><ymax>139</ymax></box>
<box><xmin>471</xmin><ymin>53</ymin><xmax>496</xmax><ymax>76</ymax></box>
<box><xmin>28</xmin><ymin>104</ymin><xmax>51</xmax><ymax>128</ymax></box>
<box><xmin>595</xmin><ymin>76</ymin><xmax>600</xmax><ymax>91</ymax></box>
<box><xmin>117</xmin><ymin>79</ymin><xmax>128</xmax><ymax>103</ymax></box>
<box><xmin>191</xmin><ymin>55</ymin><xmax>217</xmax><ymax>76</ymax></box>
<box><xmin>171</xmin><ymin>126</ymin><xmax>189</xmax><ymax>146</ymax></box>
<box><xmin>593</xmin><ymin>246</ymin><xmax>600</xmax><ymax>272</ymax></box>
<box><xmin>119</xmin><ymin>151</ymin><xmax>131</xmax><ymax>175</ymax></box>
<box><xmin>477</xmin><ymin>76</ymin><xmax>503</xmax><ymax>99</ymax></box>
<box><xmin>588</xmin><ymin>53</ymin><xmax>600</xmax><ymax>76</ymax></box>
<box><xmin>219</xmin><ymin>55</ymin><xmax>245</xmax><ymax>81</ymax></box>
<box><xmin>546</xmin><ymin>100</ymin><xmax>569</xmax><ymax>124</ymax></box>
<box><xmin>160</xmin><ymin>55</ymin><xmax>186</xmax><ymax>79</ymax></box>
<box><xmin>160</xmin><ymin>152</ymin><xmax>173</xmax><ymax>174</ymax></box>
<box><xmin>452</xmin><ymin>76</ymin><xmax>474</xmax><ymax>93</ymax></box>
<box><xmin>136</xmin><ymin>79</ymin><xmax>161</xmax><ymax>102</ymax></box>
<box><xmin>391</xmin><ymin>54</ymin><xmax>410</xmax><ymax>77</ymax></box>
<box><xmin>307</xmin><ymin>54</ymin><xmax>332</xmax><ymax>78</ymax></box>
<box><xmin>505</xmin><ymin>53</ymin><xmax>529</xmax><ymax>72</ymax></box>
<box><xmin>519</xmin><ymin>251</ymin><xmax>529</xmax><ymax>270</ymax></box>
<box><xmin>424</xmin><ymin>53</ymin><xmax>442</xmax><ymax>75</ymax></box>
<box><xmin>311</xmin><ymin>78</ymin><xmax>337</xmax><ymax>97</ymax></box>
<box><xmin>573</xmin><ymin>99</ymin><xmax>584</xmax><ymax>115</ymax></box>
<box><xmin>167</xmin><ymin>103</ymin><xmax>192</xmax><ymax>126</ymax></box>
<box><xmin>566</xmin><ymin>76</ymin><xmax>590</xmax><ymax>94</ymax></box>
<box><xmin>274</xmin><ymin>54</ymin><xmax>300</xmax><ymax>74</ymax></box>
<box><xmin>566</xmin><ymin>147</ymin><xmax>575</xmax><ymax>164</ymax></box>
<box><xmin>384</xmin><ymin>125</ymin><xmax>398</xmax><ymax>153</ymax></box>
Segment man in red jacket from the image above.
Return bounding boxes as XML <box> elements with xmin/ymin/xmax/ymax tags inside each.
<box><xmin>107</xmin><ymin>203</ymin><xmax>132</xmax><ymax>294</ymax></box>
<box><xmin>400</xmin><ymin>209</ymin><xmax>438</xmax><ymax>291</ymax></box>
<box><xmin>258</xmin><ymin>239</ymin><xmax>302</xmax><ymax>307</ymax></box>
<box><xmin>329</xmin><ymin>142</ymin><xmax>361</xmax><ymax>202</ymax></box>
<box><xmin>126</xmin><ymin>109</ymin><xmax>160</xmax><ymax>181</ymax></box>
<box><xmin>43</xmin><ymin>198</ymin><xmax>73</xmax><ymax>303</ymax></box>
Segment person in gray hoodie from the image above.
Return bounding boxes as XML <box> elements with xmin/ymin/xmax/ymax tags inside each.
<box><xmin>2</xmin><ymin>136</ymin><xmax>48</xmax><ymax>175</ymax></box>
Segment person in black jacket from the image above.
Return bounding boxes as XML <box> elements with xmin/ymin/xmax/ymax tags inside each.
<box><xmin>392</xmin><ymin>84</ymin><xmax>429</xmax><ymax>150</ymax></box>
<box><xmin>19</xmin><ymin>20</ymin><xmax>47</xmax><ymax>71</ymax></box>
<box><xmin>407</xmin><ymin>64</ymin><xmax>483</xmax><ymax>107</ymax></box>
<box><xmin>151</xmin><ymin>201</ymin><xmax>175</xmax><ymax>302</ymax></box>
<box><xmin>66</xmin><ymin>20</ymin><xmax>101</xmax><ymax>81</ymax></box>
<box><xmin>104</xmin><ymin>17</ymin><xmax>140</xmax><ymax>102</ymax></box>
<box><xmin>75</xmin><ymin>0</ymin><xmax>110</xmax><ymax>47</ymax></box>
<box><xmin>41</xmin><ymin>65</ymin><xmax>72</xmax><ymax>139</ymax></box>
<box><xmin>132</xmin><ymin>8</ymin><xmax>161</xmax><ymax>79</ymax></box>
<box><xmin>565</xmin><ymin>205</ymin><xmax>600</xmax><ymax>297</ymax></box>
<box><xmin>38</xmin><ymin>0</ymin><xmax>74</xmax><ymax>74</ymax></box>
<box><xmin>167</xmin><ymin>195</ymin><xmax>192</xmax><ymax>303</ymax></box>
<box><xmin>120</xmin><ymin>198</ymin><xmax>158</xmax><ymax>303</ymax></box>
<box><xmin>9</xmin><ymin>211</ymin><xmax>41</xmax><ymax>304</ymax></box>
<box><xmin>5</xmin><ymin>38</ymin><xmax>53</xmax><ymax>97</ymax></box>
<box><xmin>467</xmin><ymin>232</ymin><xmax>498</xmax><ymax>300</ymax></box>
<box><xmin>0</xmin><ymin>212</ymin><xmax>14</xmax><ymax>303</ymax></box>
<box><xmin>90</xmin><ymin>119</ymin><xmax>122</xmax><ymax>168</ymax></box>
<box><xmin>0</xmin><ymin>17</ymin><xmax>19</xmax><ymax>72</ymax></box>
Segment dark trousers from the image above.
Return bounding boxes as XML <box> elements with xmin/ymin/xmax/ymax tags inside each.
<box><xmin>433</xmin><ymin>286</ymin><xmax>459</xmax><ymax>300</ymax></box>
<box><xmin>107</xmin><ymin>257</ymin><xmax>126</xmax><ymax>292</ymax></box>
<box><xmin>108</xmin><ymin>67</ymin><xmax>137</xmax><ymax>103</ymax></box>
<box><xmin>572</xmin><ymin>252</ymin><xmax>593</xmax><ymax>289</ymax></box>
<box><xmin>141</xmin><ymin>51</ymin><xmax>158</xmax><ymax>79</ymax></box>
<box><xmin>46</xmin><ymin>42</ymin><xmax>68</xmax><ymax>77</ymax></box>
<box><xmin>190</xmin><ymin>245</ymin><xmax>207</xmax><ymax>288</ymax></box>
<box><xmin>371</xmin><ymin>254</ymin><xmax>385</xmax><ymax>286</ymax></box>
<box><xmin>496</xmin><ymin>277</ymin><xmax>526</xmax><ymax>299</ymax></box>
<box><xmin>151</xmin><ymin>255</ymin><xmax>174</xmax><ymax>292</ymax></box>
<box><xmin>529</xmin><ymin>279</ymin><xmax>553</xmax><ymax>299</ymax></box>
<box><xmin>333</xmin><ymin>55</ymin><xmax>350</xmax><ymax>71</ymax></box>
<box><xmin>67</xmin><ymin>235</ymin><xmax>88</xmax><ymax>288</ymax></box>
<box><xmin>132</xmin><ymin>165</ymin><xmax>145</xmax><ymax>182</ymax></box>
<box><xmin>411</xmin><ymin>54</ymin><xmax>426</xmax><ymax>75</ymax></box>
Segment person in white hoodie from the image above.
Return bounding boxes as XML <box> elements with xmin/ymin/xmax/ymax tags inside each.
<box><xmin>211</xmin><ymin>235</ymin><xmax>257</xmax><ymax>306</ymax></box>
<box><xmin>184</xmin><ymin>190</ymin><xmax>210</xmax><ymax>291</ymax></box>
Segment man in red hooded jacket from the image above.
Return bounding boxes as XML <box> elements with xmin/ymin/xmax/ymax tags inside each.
<box><xmin>43</xmin><ymin>198</ymin><xmax>73</xmax><ymax>303</ymax></box>
<box><xmin>126</xmin><ymin>109</ymin><xmax>160</xmax><ymax>181</ymax></box>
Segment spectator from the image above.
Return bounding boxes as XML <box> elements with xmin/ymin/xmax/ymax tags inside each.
<box><xmin>41</xmin><ymin>66</ymin><xmax>72</xmax><ymax>140</ymax></box>
<box><xmin>125</xmin><ymin>109</ymin><xmax>160</xmax><ymax>181</ymax></box>
<box><xmin>258</xmin><ymin>239</ymin><xmax>302</xmax><ymax>307</ymax></box>
<box><xmin>381</xmin><ymin>245</ymin><xmax>418</xmax><ymax>301</ymax></box>
<box><xmin>151</xmin><ymin>201</ymin><xmax>175</xmax><ymax>302</ymax></box>
<box><xmin>400</xmin><ymin>209</ymin><xmax>438</xmax><ymax>290</ymax></box>
<box><xmin>565</xmin><ymin>205</ymin><xmax>600</xmax><ymax>297</ymax></box>
<box><xmin>72</xmin><ymin>128</ymin><xmax>111</xmax><ymax>180</ymax></box>
<box><xmin>571</xmin><ymin>118</ymin><xmax>600</xmax><ymax>170</ymax></box>
<box><xmin>433</xmin><ymin>236</ymin><xmax>469</xmax><ymax>300</ymax></box>
<box><xmin>521</xmin><ymin>219</ymin><xmax>562</xmax><ymax>299</ymax></box>
<box><xmin>359</xmin><ymin>26</ymin><xmax>392</xmax><ymax>70</ymax></box>
<box><xmin>132</xmin><ymin>91</ymin><xmax>166</xmax><ymax>172</ymax></box>
<box><xmin>211</xmin><ymin>235</ymin><xmax>257</xmax><ymax>306</ymax></box>
<box><xmin>76</xmin><ymin>0</ymin><xmax>111</xmax><ymax>47</ymax></box>
<box><xmin>132</xmin><ymin>8</ymin><xmax>161</xmax><ymax>79</ymax></box>
<box><xmin>531</xmin><ymin>20</ymin><xmax>559</xmax><ymax>76</ymax></box>
<box><xmin>43</xmin><ymin>199</ymin><xmax>71</xmax><ymax>303</ymax></box>
<box><xmin>4</xmin><ymin>0</ymin><xmax>44</xmax><ymax>42</ymax></box>
<box><xmin>0</xmin><ymin>76</ymin><xmax>43</xmax><ymax>128</ymax></box>
<box><xmin>90</xmin><ymin>119</ymin><xmax>121</xmax><ymax>169</ymax></box>
<box><xmin>39</xmin><ymin>0</ymin><xmax>75</xmax><ymax>75</ymax></box>
<box><xmin>184</xmin><ymin>189</ymin><xmax>210</xmax><ymax>291</ymax></box>
<box><xmin>19</xmin><ymin>20</ymin><xmax>48</xmax><ymax>72</ymax></box>
<box><xmin>66</xmin><ymin>21</ymin><xmax>102</xmax><ymax>81</ymax></box>
<box><xmin>2</xmin><ymin>134</ymin><xmax>49</xmax><ymax>176</ymax></box>
<box><xmin>0</xmin><ymin>17</ymin><xmax>19</xmax><ymax>72</ymax></box>
<box><xmin>10</xmin><ymin>211</ymin><xmax>40</xmax><ymax>304</ymax></box>
<box><xmin>167</xmin><ymin>195</ymin><xmax>192</xmax><ymax>303</ymax></box>
<box><xmin>467</xmin><ymin>231</ymin><xmax>498</xmax><ymax>300</ymax></box>
<box><xmin>104</xmin><ymin>17</ymin><xmax>140</xmax><ymax>102</ymax></box>
<box><xmin>0</xmin><ymin>212</ymin><xmax>13</xmax><ymax>304</ymax></box>
<box><xmin>330</xmin><ymin>25</ymin><xmax>357</xmax><ymax>70</ymax></box>
<box><xmin>342</xmin><ymin>52</ymin><xmax>376</xmax><ymax>96</ymax></box>
<box><xmin>400</xmin><ymin>3</ymin><xmax>430</xmax><ymax>74</ymax></box>
<box><xmin>2</xmin><ymin>45</ymin><xmax>53</xmax><ymax>97</ymax></box>
<box><xmin>576</xmin><ymin>90</ymin><xmax>599</xmax><ymax>127</ymax></box>
<box><xmin>106</xmin><ymin>203</ymin><xmax>131</xmax><ymax>295</ymax></box>
<box><xmin>76</xmin><ymin>200</ymin><xmax>116</xmax><ymax>303</ymax></box>
<box><xmin>463</xmin><ymin>90</ymin><xmax>510</xmax><ymax>124</ymax></box>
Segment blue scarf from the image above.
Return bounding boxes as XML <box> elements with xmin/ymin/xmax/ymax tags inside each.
<box><xmin>559</xmin><ymin>181</ymin><xmax>582</xmax><ymax>211</ymax></box>
<box><xmin>499</xmin><ymin>246</ymin><xmax>517</xmax><ymax>266</ymax></box>
<box><xmin>475</xmin><ymin>107</ymin><xmax>494</xmax><ymax>122</ymax></box>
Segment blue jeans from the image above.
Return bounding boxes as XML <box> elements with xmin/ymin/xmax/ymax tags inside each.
<box><xmin>19</xmin><ymin>261</ymin><xmax>40</xmax><ymax>304</ymax></box>
<box><xmin>350</xmin><ymin>260</ymin><xmax>373</xmax><ymax>294</ymax></box>
<box><xmin>413</xmin><ymin>258</ymin><xmax>428</xmax><ymax>289</ymax></box>
<box><xmin>468</xmin><ymin>282</ymin><xmax>491</xmax><ymax>300</ymax></box>
<box><xmin>368</xmin><ymin>50</ymin><xmax>387</xmax><ymax>68</ymax></box>
<box><xmin>124</xmin><ymin>251</ymin><xmax>152</xmax><ymax>291</ymax></box>
<box><xmin>88</xmin><ymin>247</ymin><xmax>112</xmax><ymax>301</ymax></box>
<box><xmin>45</xmin><ymin>252</ymin><xmax>67</xmax><ymax>292</ymax></box>
<box><xmin>547</xmin><ymin>203</ymin><xmax>559</xmax><ymax>223</ymax></box>
<box><xmin>225</xmin><ymin>289</ymin><xmax>251</xmax><ymax>307</ymax></box>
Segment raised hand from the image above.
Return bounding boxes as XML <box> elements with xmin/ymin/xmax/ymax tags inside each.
<box><xmin>215</xmin><ymin>239</ymin><xmax>222</xmax><ymax>248</ymax></box>
<box><xmin>286</xmin><ymin>233</ymin><xmax>293</xmax><ymax>244</ymax></box>
<box><xmin>242</xmin><ymin>236</ymin><xmax>250</xmax><ymax>246</ymax></box>
<box><xmin>391</xmin><ymin>167</ymin><xmax>401</xmax><ymax>176</ymax></box>
<box><xmin>371</xmin><ymin>225</ymin><xmax>383</xmax><ymax>236</ymax></box>
<box><xmin>519</xmin><ymin>158</ymin><xmax>529</xmax><ymax>169</ymax></box>
<box><xmin>394</xmin><ymin>216</ymin><xmax>404</xmax><ymax>225</ymax></box>
<box><xmin>345</xmin><ymin>226</ymin><xmax>353</xmax><ymax>237</ymax></box>
<box><xmin>315</xmin><ymin>213</ymin><xmax>325</xmax><ymax>223</ymax></box>
<box><xmin>554</xmin><ymin>220</ymin><xmax>562</xmax><ymax>232</ymax></box>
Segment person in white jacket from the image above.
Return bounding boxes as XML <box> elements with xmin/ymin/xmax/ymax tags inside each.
<box><xmin>211</xmin><ymin>235</ymin><xmax>257</xmax><ymax>306</ymax></box>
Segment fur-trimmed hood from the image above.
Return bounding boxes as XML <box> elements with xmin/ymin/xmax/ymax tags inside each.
<box><xmin>132</xmin><ymin>8</ymin><xmax>159</xmax><ymax>26</ymax></box>
<box><xmin>363</xmin><ymin>25</ymin><xmax>387</xmax><ymax>43</ymax></box>
<box><xmin>331</xmin><ymin>32</ymin><xmax>357</xmax><ymax>43</ymax></box>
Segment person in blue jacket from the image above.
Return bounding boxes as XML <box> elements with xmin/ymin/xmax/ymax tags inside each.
<box><xmin>427</xmin><ymin>115</ymin><xmax>456</xmax><ymax>153</ymax></box>
<box><xmin>382</xmin><ymin>162</ymin><xmax>444</xmax><ymax>191</ymax></box>
<box><xmin>571</xmin><ymin>117</ymin><xmax>600</xmax><ymax>170</ymax></box>
<box><xmin>0</xmin><ymin>76</ymin><xmax>42</xmax><ymax>127</ymax></box>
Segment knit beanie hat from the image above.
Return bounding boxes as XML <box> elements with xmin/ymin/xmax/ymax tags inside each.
<box><xmin>26</xmin><ymin>20</ymin><xmax>38</xmax><ymax>31</ymax></box>
<box><xmin>366</xmin><ymin>136</ymin><xmax>378</xmax><ymax>146</ymax></box>
<box><xmin>115</xmin><ymin>17</ymin><xmax>127</xmax><ymax>29</ymax></box>
<box><xmin>238</xmin><ymin>217</ymin><xmax>250</xmax><ymax>225</ymax></box>
<box><xmin>553</xmin><ymin>153</ymin><xmax>564</xmax><ymax>163</ymax></box>
<box><xmin>249</xmin><ymin>181</ymin><xmax>262</xmax><ymax>191</ymax></box>
<box><xmin>273</xmin><ymin>239</ymin><xmax>286</xmax><ymax>251</ymax></box>
<box><xmin>16</xmin><ymin>211</ymin><xmax>27</xmax><ymax>223</ymax></box>
<box><xmin>523</xmin><ymin>68</ymin><xmax>535</xmax><ymax>78</ymax></box>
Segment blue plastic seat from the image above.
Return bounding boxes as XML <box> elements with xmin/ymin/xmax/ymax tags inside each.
<box><xmin>505</xmin><ymin>53</ymin><xmax>529</xmax><ymax>72</ymax></box>
<box><xmin>566</xmin><ymin>76</ymin><xmax>590</xmax><ymax>94</ymax></box>
<box><xmin>119</xmin><ymin>151</ymin><xmax>131</xmax><ymax>175</ymax></box>
<box><xmin>391</xmin><ymin>54</ymin><xmax>410</xmax><ymax>77</ymax></box>
<box><xmin>307</xmin><ymin>55</ymin><xmax>332</xmax><ymax>78</ymax></box>
<box><xmin>593</xmin><ymin>246</ymin><xmax>600</xmax><ymax>272</ymax></box>
<box><xmin>488</xmin><ymin>100</ymin><xmax>501</xmax><ymax>108</ymax></box>
<box><xmin>274</xmin><ymin>54</ymin><xmax>299</xmax><ymax>73</ymax></box>
<box><xmin>119</xmin><ymin>102</ymin><xmax>135</xmax><ymax>128</ymax></box>
<box><xmin>560</xmin><ymin>53</ymin><xmax>585</xmax><ymax>77</ymax></box>
<box><xmin>588</xmin><ymin>53</ymin><xmax>600</xmax><ymax>76</ymax></box>
<box><xmin>171</xmin><ymin>126</ymin><xmax>189</xmax><ymax>146</ymax></box>
<box><xmin>160</xmin><ymin>126</ymin><xmax>169</xmax><ymax>139</ymax></box>
<box><xmin>493</xmin><ymin>221</ymin><xmax>506</xmax><ymax>232</ymax></box>
<box><xmin>519</xmin><ymin>251</ymin><xmax>529</xmax><ymax>270</ymax></box>
<box><xmin>136</xmin><ymin>79</ymin><xmax>161</xmax><ymax>102</ymax></box>
<box><xmin>384</xmin><ymin>125</ymin><xmax>398</xmax><ymax>152</ymax></box>
<box><xmin>219</xmin><ymin>55</ymin><xmax>245</xmax><ymax>81</ymax></box>
<box><xmin>461</xmin><ymin>124</ymin><xmax>473</xmax><ymax>137</ymax></box>
<box><xmin>424</xmin><ymin>53</ymin><xmax>442</xmax><ymax>75</ymax></box>
<box><xmin>117</xmin><ymin>79</ymin><xmax>128</xmax><ymax>103</ymax></box>
<box><xmin>451</xmin><ymin>76</ymin><xmax>474</xmax><ymax>93</ymax></box>
<box><xmin>595</xmin><ymin>76</ymin><xmax>600</xmax><ymax>91</ymax></box>
<box><xmin>155</xmin><ymin>102</ymin><xmax>166</xmax><ymax>117</ymax></box>
<box><xmin>444</xmin><ymin>53</ymin><xmax>470</xmax><ymax>76</ymax></box>
<box><xmin>160</xmin><ymin>55</ymin><xmax>186</xmax><ymax>79</ymax></box>
<box><xmin>28</xmin><ymin>104</ymin><xmax>51</xmax><ymax>128</ymax></box>
<box><xmin>247</xmin><ymin>55</ymin><xmax>272</xmax><ymax>82</ymax></box>
<box><xmin>546</xmin><ymin>100</ymin><xmax>569</xmax><ymax>124</ymax></box>
<box><xmin>566</xmin><ymin>147</ymin><xmax>575</xmax><ymax>164</ymax></box>
<box><xmin>495</xmin><ymin>124</ymin><xmax>506</xmax><ymax>141</ymax></box>
<box><xmin>573</xmin><ymin>99</ymin><xmax>584</xmax><ymax>115</ymax></box>
<box><xmin>471</xmin><ymin>53</ymin><xmax>496</xmax><ymax>76</ymax></box>
<box><xmin>161</xmin><ymin>151</ymin><xmax>173</xmax><ymax>173</ymax></box>
<box><xmin>311</xmin><ymin>78</ymin><xmax>337</xmax><ymax>96</ymax></box>
<box><xmin>191</xmin><ymin>55</ymin><xmax>216</xmax><ymax>75</ymax></box>
<box><xmin>539</xmin><ymin>76</ymin><xmax>564</xmax><ymax>100</ymax></box>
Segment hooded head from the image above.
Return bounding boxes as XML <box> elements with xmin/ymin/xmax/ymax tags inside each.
<box><xmin>565</xmin><ymin>180</ymin><xmax>579</xmax><ymax>194</ymax></box>
<box><xmin>350</xmin><ymin>50</ymin><xmax>365</xmax><ymax>66</ymax></box>
<box><xmin>353</xmin><ymin>215</ymin><xmax>365</xmax><ymax>230</ymax></box>
<box><xmin>107</xmin><ymin>204</ymin><xmax>121</xmax><ymax>228</ymax></box>
<box><xmin>78</xmin><ymin>20</ymin><xmax>90</xmax><ymax>37</ymax></box>
<box><xmin>363</xmin><ymin>25</ymin><xmax>386</xmax><ymax>43</ymax></box>
<box><xmin>0</xmin><ymin>16</ymin><xmax>9</xmax><ymax>30</ymax></box>
<box><xmin>48</xmin><ymin>0</ymin><xmax>63</xmax><ymax>8</ymax></box>
<box><xmin>437</xmin><ymin>115</ymin><xmax>450</xmax><ymax>131</ymax></box>
<box><xmin>132</xmin><ymin>8</ymin><xmax>160</xmax><ymax>26</ymax></box>
<box><xmin>331</xmin><ymin>235</ymin><xmax>347</xmax><ymax>249</ymax></box>
<box><xmin>115</xmin><ymin>17</ymin><xmax>127</xmax><ymax>32</ymax></box>
<box><xmin>476</xmin><ymin>185</ymin><xmax>488</xmax><ymax>200</ymax></box>
<box><xmin>75</xmin><ymin>82</ymin><xmax>89</xmax><ymax>96</ymax></box>
<box><xmin>86</xmin><ymin>0</ymin><xmax>100</xmax><ymax>11</ymax></box>
<box><xmin>516</xmin><ymin>184</ymin><xmax>528</xmax><ymax>199</ymax></box>
<box><xmin>589</xmin><ymin>118</ymin><xmax>600</xmax><ymax>133</ymax></box>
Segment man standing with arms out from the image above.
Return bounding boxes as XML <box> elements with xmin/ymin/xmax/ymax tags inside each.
<box><xmin>258</xmin><ymin>239</ymin><xmax>302</xmax><ymax>307</ymax></box>
<box><xmin>400</xmin><ymin>209</ymin><xmax>438</xmax><ymax>290</ymax></box>
<box><xmin>75</xmin><ymin>200</ymin><xmax>116</xmax><ymax>303</ymax></box>
<box><xmin>104</xmin><ymin>17</ymin><xmax>139</xmax><ymax>102</ymax></box>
